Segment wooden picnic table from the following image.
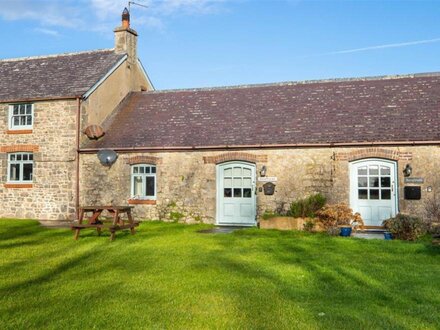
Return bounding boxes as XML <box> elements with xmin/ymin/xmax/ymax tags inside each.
<box><xmin>71</xmin><ymin>206</ymin><xmax>139</xmax><ymax>241</ymax></box>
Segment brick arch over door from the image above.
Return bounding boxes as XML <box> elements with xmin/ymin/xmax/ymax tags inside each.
<box><xmin>203</xmin><ymin>152</ymin><xmax>268</xmax><ymax>164</ymax></box>
<box><xmin>335</xmin><ymin>148</ymin><xmax>412</xmax><ymax>162</ymax></box>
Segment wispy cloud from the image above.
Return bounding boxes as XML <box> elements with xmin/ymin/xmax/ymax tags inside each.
<box><xmin>325</xmin><ymin>38</ymin><xmax>440</xmax><ymax>55</ymax></box>
<box><xmin>0</xmin><ymin>0</ymin><xmax>226</xmax><ymax>34</ymax></box>
<box><xmin>34</xmin><ymin>27</ymin><xmax>60</xmax><ymax>37</ymax></box>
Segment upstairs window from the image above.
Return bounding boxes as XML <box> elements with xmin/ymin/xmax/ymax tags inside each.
<box><xmin>9</xmin><ymin>104</ymin><xmax>33</xmax><ymax>130</ymax></box>
<box><xmin>8</xmin><ymin>153</ymin><xmax>34</xmax><ymax>183</ymax></box>
<box><xmin>131</xmin><ymin>164</ymin><xmax>156</xmax><ymax>199</ymax></box>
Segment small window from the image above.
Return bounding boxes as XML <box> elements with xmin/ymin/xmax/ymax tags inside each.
<box><xmin>131</xmin><ymin>164</ymin><xmax>156</xmax><ymax>199</ymax></box>
<box><xmin>8</xmin><ymin>153</ymin><xmax>34</xmax><ymax>183</ymax></box>
<box><xmin>9</xmin><ymin>104</ymin><xmax>33</xmax><ymax>130</ymax></box>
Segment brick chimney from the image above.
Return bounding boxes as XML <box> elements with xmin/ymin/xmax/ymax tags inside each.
<box><xmin>114</xmin><ymin>7</ymin><xmax>137</xmax><ymax>63</ymax></box>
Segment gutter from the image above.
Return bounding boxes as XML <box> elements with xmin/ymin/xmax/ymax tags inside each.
<box><xmin>82</xmin><ymin>54</ymin><xmax>128</xmax><ymax>100</ymax></box>
<box><xmin>79</xmin><ymin>140</ymin><xmax>440</xmax><ymax>154</ymax></box>
<box><xmin>1</xmin><ymin>95</ymin><xmax>80</xmax><ymax>104</ymax></box>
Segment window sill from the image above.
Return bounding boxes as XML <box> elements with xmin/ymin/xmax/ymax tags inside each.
<box><xmin>6</xmin><ymin>129</ymin><xmax>33</xmax><ymax>134</ymax></box>
<box><xmin>128</xmin><ymin>199</ymin><xmax>156</xmax><ymax>205</ymax></box>
<box><xmin>4</xmin><ymin>183</ymin><xmax>33</xmax><ymax>188</ymax></box>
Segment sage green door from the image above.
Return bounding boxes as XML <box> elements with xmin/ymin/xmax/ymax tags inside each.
<box><xmin>216</xmin><ymin>162</ymin><xmax>256</xmax><ymax>226</ymax></box>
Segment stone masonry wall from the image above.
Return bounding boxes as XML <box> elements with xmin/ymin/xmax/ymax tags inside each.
<box><xmin>0</xmin><ymin>100</ymin><xmax>78</xmax><ymax>220</ymax></box>
<box><xmin>80</xmin><ymin>146</ymin><xmax>440</xmax><ymax>224</ymax></box>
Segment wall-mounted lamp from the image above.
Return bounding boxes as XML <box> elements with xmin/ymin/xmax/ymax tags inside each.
<box><xmin>403</xmin><ymin>164</ymin><xmax>412</xmax><ymax>177</ymax></box>
<box><xmin>259</xmin><ymin>165</ymin><xmax>267</xmax><ymax>177</ymax></box>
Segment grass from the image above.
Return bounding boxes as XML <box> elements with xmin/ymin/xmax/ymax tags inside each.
<box><xmin>0</xmin><ymin>220</ymin><xmax>439</xmax><ymax>329</ymax></box>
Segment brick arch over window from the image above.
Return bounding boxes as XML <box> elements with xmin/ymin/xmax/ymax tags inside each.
<box><xmin>203</xmin><ymin>152</ymin><xmax>268</xmax><ymax>164</ymax></box>
<box><xmin>335</xmin><ymin>148</ymin><xmax>412</xmax><ymax>162</ymax></box>
<box><xmin>126</xmin><ymin>155</ymin><xmax>162</xmax><ymax>165</ymax></box>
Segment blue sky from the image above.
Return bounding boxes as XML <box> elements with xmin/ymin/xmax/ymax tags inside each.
<box><xmin>1</xmin><ymin>0</ymin><xmax>440</xmax><ymax>89</ymax></box>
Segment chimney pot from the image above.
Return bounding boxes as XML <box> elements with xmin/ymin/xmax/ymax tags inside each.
<box><xmin>122</xmin><ymin>7</ymin><xmax>130</xmax><ymax>29</ymax></box>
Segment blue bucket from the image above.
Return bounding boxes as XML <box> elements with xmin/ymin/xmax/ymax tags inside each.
<box><xmin>384</xmin><ymin>232</ymin><xmax>393</xmax><ymax>240</ymax></box>
<box><xmin>340</xmin><ymin>227</ymin><xmax>352</xmax><ymax>237</ymax></box>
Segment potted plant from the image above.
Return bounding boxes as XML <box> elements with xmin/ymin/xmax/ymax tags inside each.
<box><xmin>316</xmin><ymin>204</ymin><xmax>364</xmax><ymax>237</ymax></box>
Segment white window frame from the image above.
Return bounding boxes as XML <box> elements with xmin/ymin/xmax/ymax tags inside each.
<box><xmin>8</xmin><ymin>104</ymin><xmax>34</xmax><ymax>130</ymax></box>
<box><xmin>7</xmin><ymin>152</ymin><xmax>34</xmax><ymax>183</ymax></box>
<box><xmin>130</xmin><ymin>164</ymin><xmax>157</xmax><ymax>200</ymax></box>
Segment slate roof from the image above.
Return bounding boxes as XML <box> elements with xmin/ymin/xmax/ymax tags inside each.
<box><xmin>84</xmin><ymin>73</ymin><xmax>440</xmax><ymax>149</ymax></box>
<box><xmin>0</xmin><ymin>49</ymin><xmax>125</xmax><ymax>102</ymax></box>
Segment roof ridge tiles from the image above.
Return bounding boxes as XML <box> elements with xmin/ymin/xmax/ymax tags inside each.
<box><xmin>144</xmin><ymin>71</ymin><xmax>440</xmax><ymax>94</ymax></box>
<box><xmin>0</xmin><ymin>48</ymin><xmax>116</xmax><ymax>63</ymax></box>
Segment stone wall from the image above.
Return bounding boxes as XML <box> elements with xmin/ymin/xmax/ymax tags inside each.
<box><xmin>79</xmin><ymin>146</ymin><xmax>440</xmax><ymax>224</ymax></box>
<box><xmin>0</xmin><ymin>100</ymin><xmax>78</xmax><ymax>220</ymax></box>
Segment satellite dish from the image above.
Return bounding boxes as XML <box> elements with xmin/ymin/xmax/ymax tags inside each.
<box><xmin>97</xmin><ymin>149</ymin><xmax>118</xmax><ymax>166</ymax></box>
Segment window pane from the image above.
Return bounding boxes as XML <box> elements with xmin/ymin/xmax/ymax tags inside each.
<box><xmin>133</xmin><ymin>167</ymin><xmax>139</xmax><ymax>174</ymax></box>
<box><xmin>381</xmin><ymin>189</ymin><xmax>391</xmax><ymax>200</ymax></box>
<box><xmin>13</xmin><ymin>105</ymin><xmax>19</xmax><ymax>114</ymax></box>
<box><xmin>358</xmin><ymin>189</ymin><xmax>368</xmax><ymax>200</ymax></box>
<box><xmin>224</xmin><ymin>178</ymin><xmax>232</xmax><ymax>187</ymax></box>
<box><xmin>146</xmin><ymin>176</ymin><xmax>155</xmax><ymax>196</ymax></box>
<box><xmin>26</xmin><ymin>116</ymin><xmax>32</xmax><ymax>125</ymax></box>
<box><xmin>9</xmin><ymin>164</ymin><xmax>20</xmax><ymax>181</ymax></box>
<box><xmin>23</xmin><ymin>163</ymin><xmax>33</xmax><ymax>181</ymax></box>
<box><xmin>243</xmin><ymin>178</ymin><xmax>252</xmax><ymax>187</ymax></box>
<box><xmin>369</xmin><ymin>177</ymin><xmax>379</xmax><ymax>187</ymax></box>
<box><xmin>380</xmin><ymin>166</ymin><xmax>390</xmax><ymax>176</ymax></box>
<box><xmin>151</xmin><ymin>166</ymin><xmax>156</xmax><ymax>174</ymax></box>
<box><xmin>16</xmin><ymin>154</ymin><xmax>22</xmax><ymax>161</ymax></box>
<box><xmin>29</xmin><ymin>154</ymin><xmax>33</xmax><ymax>161</ymax></box>
<box><xmin>243</xmin><ymin>168</ymin><xmax>251</xmax><ymax>176</ymax></box>
<box><xmin>20</xmin><ymin>116</ymin><xmax>26</xmax><ymax>125</ymax></box>
<box><xmin>358</xmin><ymin>166</ymin><xmax>367</xmax><ymax>175</ymax></box>
<box><xmin>224</xmin><ymin>168</ymin><xmax>232</xmax><ymax>177</ymax></box>
<box><xmin>19</xmin><ymin>106</ymin><xmax>25</xmax><ymax>115</ymax></box>
<box><xmin>369</xmin><ymin>166</ymin><xmax>379</xmax><ymax>175</ymax></box>
<box><xmin>381</xmin><ymin>177</ymin><xmax>391</xmax><ymax>187</ymax></box>
<box><xmin>224</xmin><ymin>188</ymin><xmax>232</xmax><ymax>198</ymax></box>
<box><xmin>233</xmin><ymin>188</ymin><xmax>242</xmax><ymax>197</ymax></box>
<box><xmin>370</xmin><ymin>189</ymin><xmax>379</xmax><ymax>200</ymax></box>
<box><xmin>358</xmin><ymin>177</ymin><xmax>367</xmax><ymax>187</ymax></box>
<box><xmin>10</xmin><ymin>154</ymin><xmax>15</xmax><ymax>161</ymax></box>
<box><xmin>13</xmin><ymin>117</ymin><xmax>19</xmax><ymax>126</ymax></box>
<box><xmin>233</xmin><ymin>167</ymin><xmax>242</xmax><ymax>176</ymax></box>
<box><xmin>145</xmin><ymin>167</ymin><xmax>150</xmax><ymax>174</ymax></box>
<box><xmin>233</xmin><ymin>178</ymin><xmax>242</xmax><ymax>187</ymax></box>
<box><xmin>22</xmin><ymin>154</ymin><xmax>28</xmax><ymax>161</ymax></box>
<box><xmin>26</xmin><ymin>104</ymin><xmax>32</xmax><ymax>114</ymax></box>
<box><xmin>243</xmin><ymin>188</ymin><xmax>252</xmax><ymax>198</ymax></box>
<box><xmin>139</xmin><ymin>166</ymin><xmax>145</xmax><ymax>174</ymax></box>
<box><xmin>133</xmin><ymin>176</ymin><xmax>142</xmax><ymax>195</ymax></box>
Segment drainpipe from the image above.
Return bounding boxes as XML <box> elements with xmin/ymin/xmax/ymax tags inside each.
<box><xmin>75</xmin><ymin>97</ymin><xmax>81</xmax><ymax>220</ymax></box>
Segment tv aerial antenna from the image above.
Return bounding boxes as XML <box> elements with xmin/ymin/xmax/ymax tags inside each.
<box><xmin>128</xmin><ymin>1</ymin><xmax>149</xmax><ymax>13</ymax></box>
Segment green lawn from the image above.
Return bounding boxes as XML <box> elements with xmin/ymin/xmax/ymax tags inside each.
<box><xmin>0</xmin><ymin>220</ymin><xmax>439</xmax><ymax>329</ymax></box>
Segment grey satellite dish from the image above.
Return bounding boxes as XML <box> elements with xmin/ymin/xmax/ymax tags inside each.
<box><xmin>97</xmin><ymin>149</ymin><xmax>118</xmax><ymax>166</ymax></box>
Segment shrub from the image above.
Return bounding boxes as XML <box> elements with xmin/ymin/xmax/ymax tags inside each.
<box><xmin>424</xmin><ymin>193</ymin><xmax>440</xmax><ymax>233</ymax></box>
<box><xmin>316</xmin><ymin>203</ymin><xmax>364</xmax><ymax>233</ymax></box>
<box><xmin>382</xmin><ymin>214</ymin><xmax>426</xmax><ymax>241</ymax></box>
<box><xmin>303</xmin><ymin>220</ymin><xmax>315</xmax><ymax>232</ymax></box>
<box><xmin>288</xmin><ymin>193</ymin><xmax>326</xmax><ymax>218</ymax></box>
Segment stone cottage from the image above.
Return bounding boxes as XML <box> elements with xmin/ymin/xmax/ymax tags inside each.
<box><xmin>2</xmin><ymin>9</ymin><xmax>440</xmax><ymax>227</ymax></box>
<box><xmin>0</xmin><ymin>9</ymin><xmax>152</xmax><ymax>222</ymax></box>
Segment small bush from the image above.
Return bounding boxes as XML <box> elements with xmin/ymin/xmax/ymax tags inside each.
<box><xmin>382</xmin><ymin>214</ymin><xmax>426</xmax><ymax>241</ymax></box>
<box><xmin>303</xmin><ymin>220</ymin><xmax>315</xmax><ymax>232</ymax></box>
<box><xmin>288</xmin><ymin>193</ymin><xmax>326</xmax><ymax>218</ymax></box>
<box><xmin>316</xmin><ymin>203</ymin><xmax>364</xmax><ymax>233</ymax></box>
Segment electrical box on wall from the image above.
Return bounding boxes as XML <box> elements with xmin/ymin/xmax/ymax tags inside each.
<box><xmin>263</xmin><ymin>182</ymin><xmax>276</xmax><ymax>195</ymax></box>
<box><xmin>404</xmin><ymin>186</ymin><xmax>421</xmax><ymax>200</ymax></box>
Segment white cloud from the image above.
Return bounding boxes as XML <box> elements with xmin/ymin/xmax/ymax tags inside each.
<box><xmin>34</xmin><ymin>27</ymin><xmax>60</xmax><ymax>37</ymax></box>
<box><xmin>325</xmin><ymin>38</ymin><xmax>440</xmax><ymax>55</ymax></box>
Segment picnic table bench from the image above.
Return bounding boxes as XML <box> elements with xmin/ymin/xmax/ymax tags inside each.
<box><xmin>71</xmin><ymin>206</ymin><xmax>139</xmax><ymax>241</ymax></box>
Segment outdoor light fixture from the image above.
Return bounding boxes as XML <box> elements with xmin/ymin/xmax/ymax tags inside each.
<box><xmin>403</xmin><ymin>164</ymin><xmax>412</xmax><ymax>177</ymax></box>
<box><xmin>260</xmin><ymin>165</ymin><xmax>267</xmax><ymax>177</ymax></box>
<box><xmin>97</xmin><ymin>149</ymin><xmax>118</xmax><ymax>166</ymax></box>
